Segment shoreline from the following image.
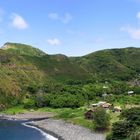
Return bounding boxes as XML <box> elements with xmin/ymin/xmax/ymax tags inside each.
<box><xmin>0</xmin><ymin>112</ymin><xmax>54</xmax><ymax>121</ymax></box>
<box><xmin>27</xmin><ymin>123</ymin><xmax>64</xmax><ymax>140</ymax></box>
<box><xmin>30</xmin><ymin>119</ymin><xmax>105</xmax><ymax>140</ymax></box>
<box><xmin>23</xmin><ymin>122</ymin><xmax>59</xmax><ymax>140</ymax></box>
<box><xmin>0</xmin><ymin>112</ymin><xmax>105</xmax><ymax>140</ymax></box>
<box><xmin>0</xmin><ymin>112</ymin><xmax>62</xmax><ymax>140</ymax></box>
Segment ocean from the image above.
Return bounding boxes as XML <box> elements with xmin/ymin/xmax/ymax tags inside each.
<box><xmin>0</xmin><ymin>120</ymin><xmax>57</xmax><ymax>140</ymax></box>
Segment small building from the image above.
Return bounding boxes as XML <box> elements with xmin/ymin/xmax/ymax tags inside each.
<box><xmin>102</xmin><ymin>103</ymin><xmax>111</xmax><ymax>109</ymax></box>
<box><xmin>128</xmin><ymin>91</ymin><xmax>134</xmax><ymax>95</ymax></box>
<box><xmin>98</xmin><ymin>101</ymin><xmax>106</xmax><ymax>106</ymax></box>
<box><xmin>92</xmin><ymin>101</ymin><xmax>111</xmax><ymax>109</ymax></box>
<box><xmin>92</xmin><ymin>103</ymin><xmax>98</xmax><ymax>107</ymax></box>
<box><xmin>85</xmin><ymin>110</ymin><xmax>94</xmax><ymax>120</ymax></box>
<box><xmin>113</xmin><ymin>106</ymin><xmax>122</xmax><ymax>112</ymax></box>
<box><xmin>97</xmin><ymin>101</ymin><xmax>107</xmax><ymax>106</ymax></box>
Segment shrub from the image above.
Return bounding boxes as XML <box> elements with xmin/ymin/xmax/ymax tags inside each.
<box><xmin>23</xmin><ymin>98</ymin><xmax>35</xmax><ymax>109</ymax></box>
<box><xmin>107</xmin><ymin>107</ymin><xmax>140</xmax><ymax>140</ymax></box>
<box><xmin>121</xmin><ymin>107</ymin><xmax>140</xmax><ymax>126</ymax></box>
<box><xmin>112</xmin><ymin>121</ymin><xmax>133</xmax><ymax>139</ymax></box>
<box><xmin>93</xmin><ymin>107</ymin><xmax>110</xmax><ymax>130</ymax></box>
<box><xmin>134</xmin><ymin>87</ymin><xmax>140</xmax><ymax>94</ymax></box>
<box><xmin>49</xmin><ymin>94</ymin><xmax>85</xmax><ymax>108</ymax></box>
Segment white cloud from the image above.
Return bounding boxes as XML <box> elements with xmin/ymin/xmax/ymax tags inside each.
<box><xmin>121</xmin><ymin>12</ymin><xmax>140</xmax><ymax>39</ymax></box>
<box><xmin>61</xmin><ymin>13</ymin><xmax>72</xmax><ymax>23</ymax></box>
<box><xmin>48</xmin><ymin>12</ymin><xmax>72</xmax><ymax>23</ymax></box>
<box><xmin>121</xmin><ymin>26</ymin><xmax>140</xmax><ymax>39</ymax></box>
<box><xmin>136</xmin><ymin>12</ymin><xmax>140</xmax><ymax>19</ymax></box>
<box><xmin>47</xmin><ymin>38</ymin><xmax>61</xmax><ymax>45</ymax></box>
<box><xmin>11</xmin><ymin>13</ymin><xmax>28</xmax><ymax>30</ymax></box>
<box><xmin>48</xmin><ymin>13</ymin><xmax>59</xmax><ymax>20</ymax></box>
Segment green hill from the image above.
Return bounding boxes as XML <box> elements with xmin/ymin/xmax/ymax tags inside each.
<box><xmin>71</xmin><ymin>47</ymin><xmax>140</xmax><ymax>81</ymax></box>
<box><xmin>0</xmin><ymin>43</ymin><xmax>90</xmax><ymax>107</ymax></box>
<box><xmin>0</xmin><ymin>42</ymin><xmax>140</xmax><ymax>108</ymax></box>
<box><xmin>2</xmin><ymin>42</ymin><xmax>46</xmax><ymax>56</ymax></box>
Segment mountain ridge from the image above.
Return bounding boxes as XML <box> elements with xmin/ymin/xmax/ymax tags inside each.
<box><xmin>1</xmin><ymin>42</ymin><xmax>140</xmax><ymax>80</ymax></box>
<box><xmin>0</xmin><ymin>42</ymin><xmax>140</xmax><ymax>107</ymax></box>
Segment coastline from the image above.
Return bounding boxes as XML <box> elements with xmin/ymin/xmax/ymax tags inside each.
<box><xmin>30</xmin><ymin>119</ymin><xmax>105</xmax><ymax>140</ymax></box>
<box><xmin>0</xmin><ymin>112</ymin><xmax>54</xmax><ymax>121</ymax></box>
<box><xmin>0</xmin><ymin>112</ymin><xmax>105</xmax><ymax>140</ymax></box>
<box><xmin>27</xmin><ymin>123</ymin><xmax>64</xmax><ymax>140</ymax></box>
<box><xmin>23</xmin><ymin>122</ymin><xmax>59</xmax><ymax>140</ymax></box>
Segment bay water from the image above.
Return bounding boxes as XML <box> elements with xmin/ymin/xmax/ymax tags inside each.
<box><xmin>0</xmin><ymin>120</ymin><xmax>57</xmax><ymax>140</ymax></box>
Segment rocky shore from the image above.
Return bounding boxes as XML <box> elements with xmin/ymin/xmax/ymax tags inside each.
<box><xmin>0</xmin><ymin>112</ymin><xmax>105</xmax><ymax>140</ymax></box>
<box><xmin>0</xmin><ymin>112</ymin><xmax>54</xmax><ymax>120</ymax></box>
<box><xmin>31</xmin><ymin>119</ymin><xmax>105</xmax><ymax>140</ymax></box>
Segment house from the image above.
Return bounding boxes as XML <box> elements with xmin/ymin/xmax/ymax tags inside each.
<box><xmin>113</xmin><ymin>106</ymin><xmax>122</xmax><ymax>112</ymax></box>
<box><xmin>91</xmin><ymin>101</ymin><xmax>106</xmax><ymax>107</ymax></box>
<box><xmin>92</xmin><ymin>103</ymin><xmax>98</xmax><ymax>107</ymax></box>
<box><xmin>128</xmin><ymin>91</ymin><xmax>134</xmax><ymax>95</ymax></box>
<box><xmin>92</xmin><ymin>101</ymin><xmax>111</xmax><ymax>109</ymax></box>
<box><xmin>85</xmin><ymin>110</ymin><xmax>94</xmax><ymax>120</ymax></box>
<box><xmin>102</xmin><ymin>103</ymin><xmax>111</xmax><ymax>109</ymax></box>
<box><xmin>98</xmin><ymin>101</ymin><xmax>107</xmax><ymax>106</ymax></box>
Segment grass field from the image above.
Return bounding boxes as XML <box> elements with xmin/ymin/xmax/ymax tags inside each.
<box><xmin>38</xmin><ymin>107</ymin><xmax>95</xmax><ymax>129</ymax></box>
<box><xmin>1</xmin><ymin>95</ymin><xmax>140</xmax><ymax>131</ymax></box>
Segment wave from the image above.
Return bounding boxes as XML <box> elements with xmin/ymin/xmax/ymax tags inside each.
<box><xmin>22</xmin><ymin>122</ymin><xmax>58</xmax><ymax>140</ymax></box>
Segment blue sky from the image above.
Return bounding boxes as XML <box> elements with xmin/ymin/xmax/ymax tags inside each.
<box><xmin>0</xmin><ymin>0</ymin><xmax>140</xmax><ymax>56</ymax></box>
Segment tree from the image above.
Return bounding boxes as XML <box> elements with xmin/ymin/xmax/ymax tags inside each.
<box><xmin>134</xmin><ymin>86</ymin><xmax>140</xmax><ymax>94</ymax></box>
<box><xmin>121</xmin><ymin>107</ymin><xmax>140</xmax><ymax>126</ymax></box>
<box><xmin>106</xmin><ymin>121</ymin><xmax>133</xmax><ymax>140</ymax></box>
<box><xmin>107</xmin><ymin>107</ymin><xmax>140</xmax><ymax>140</ymax></box>
<box><xmin>23</xmin><ymin>98</ymin><xmax>35</xmax><ymax>109</ymax></box>
<box><xmin>110</xmin><ymin>82</ymin><xmax>129</xmax><ymax>95</ymax></box>
<box><xmin>93</xmin><ymin>107</ymin><xmax>110</xmax><ymax>130</ymax></box>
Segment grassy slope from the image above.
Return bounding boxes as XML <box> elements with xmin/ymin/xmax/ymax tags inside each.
<box><xmin>71</xmin><ymin>47</ymin><xmax>140</xmax><ymax>80</ymax></box>
<box><xmin>0</xmin><ymin>49</ymin><xmax>48</xmax><ymax>107</ymax></box>
<box><xmin>2</xmin><ymin>42</ymin><xmax>46</xmax><ymax>56</ymax></box>
<box><xmin>0</xmin><ymin>43</ymin><xmax>90</xmax><ymax>107</ymax></box>
<box><xmin>1</xmin><ymin>42</ymin><xmax>90</xmax><ymax>81</ymax></box>
<box><xmin>2</xmin><ymin>43</ymin><xmax>140</xmax><ymax>82</ymax></box>
<box><xmin>23</xmin><ymin>54</ymin><xmax>90</xmax><ymax>81</ymax></box>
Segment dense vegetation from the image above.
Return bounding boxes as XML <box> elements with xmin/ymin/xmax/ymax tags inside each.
<box><xmin>71</xmin><ymin>47</ymin><xmax>140</xmax><ymax>81</ymax></box>
<box><xmin>107</xmin><ymin>107</ymin><xmax>140</xmax><ymax>140</ymax></box>
<box><xmin>0</xmin><ymin>42</ymin><xmax>140</xmax><ymax>109</ymax></box>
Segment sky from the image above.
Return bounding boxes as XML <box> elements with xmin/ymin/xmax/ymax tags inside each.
<box><xmin>0</xmin><ymin>0</ymin><xmax>140</xmax><ymax>56</ymax></box>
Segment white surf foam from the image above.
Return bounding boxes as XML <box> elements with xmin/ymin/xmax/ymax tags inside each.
<box><xmin>22</xmin><ymin>122</ymin><xmax>58</xmax><ymax>140</ymax></box>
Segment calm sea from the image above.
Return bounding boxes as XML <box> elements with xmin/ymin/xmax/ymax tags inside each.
<box><xmin>0</xmin><ymin>120</ymin><xmax>57</xmax><ymax>140</ymax></box>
